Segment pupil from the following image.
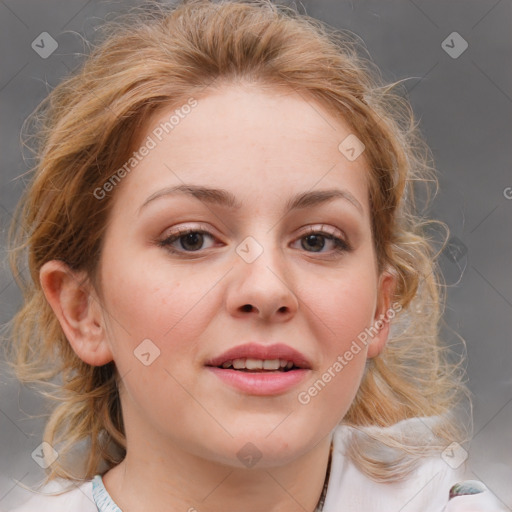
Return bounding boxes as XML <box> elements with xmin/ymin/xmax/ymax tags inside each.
<box><xmin>303</xmin><ymin>234</ymin><xmax>324</xmax><ymax>252</ymax></box>
<box><xmin>182</xmin><ymin>232</ymin><xmax>203</xmax><ymax>251</ymax></box>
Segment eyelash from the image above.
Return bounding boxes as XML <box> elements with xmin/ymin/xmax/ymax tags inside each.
<box><xmin>157</xmin><ymin>225</ymin><xmax>351</xmax><ymax>258</ymax></box>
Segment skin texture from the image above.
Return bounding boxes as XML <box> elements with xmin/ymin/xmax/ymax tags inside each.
<box><xmin>40</xmin><ymin>82</ymin><xmax>395</xmax><ymax>512</ymax></box>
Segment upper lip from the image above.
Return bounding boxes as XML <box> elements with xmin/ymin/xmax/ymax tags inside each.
<box><xmin>205</xmin><ymin>342</ymin><xmax>312</xmax><ymax>369</ymax></box>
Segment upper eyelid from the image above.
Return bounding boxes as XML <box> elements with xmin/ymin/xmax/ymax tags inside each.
<box><xmin>162</xmin><ymin>223</ymin><xmax>346</xmax><ymax>239</ymax></box>
<box><xmin>161</xmin><ymin>223</ymin><xmax>218</xmax><ymax>239</ymax></box>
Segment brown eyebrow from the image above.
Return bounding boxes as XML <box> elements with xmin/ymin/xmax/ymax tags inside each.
<box><xmin>138</xmin><ymin>184</ymin><xmax>363</xmax><ymax>215</ymax></box>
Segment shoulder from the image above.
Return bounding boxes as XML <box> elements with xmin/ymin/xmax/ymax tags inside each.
<box><xmin>324</xmin><ymin>417</ymin><xmax>506</xmax><ymax>512</ymax></box>
<box><xmin>7</xmin><ymin>479</ymin><xmax>95</xmax><ymax>512</ymax></box>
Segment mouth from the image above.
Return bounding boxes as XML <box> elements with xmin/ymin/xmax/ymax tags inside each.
<box><xmin>211</xmin><ymin>357</ymin><xmax>305</xmax><ymax>372</ymax></box>
<box><xmin>204</xmin><ymin>342</ymin><xmax>312</xmax><ymax>395</ymax></box>
<box><xmin>204</xmin><ymin>342</ymin><xmax>312</xmax><ymax>371</ymax></box>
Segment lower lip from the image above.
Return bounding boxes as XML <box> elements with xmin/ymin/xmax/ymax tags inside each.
<box><xmin>206</xmin><ymin>367</ymin><xmax>310</xmax><ymax>395</ymax></box>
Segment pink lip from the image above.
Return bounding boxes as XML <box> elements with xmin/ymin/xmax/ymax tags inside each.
<box><xmin>204</xmin><ymin>342</ymin><xmax>312</xmax><ymax>369</ymax></box>
<box><xmin>204</xmin><ymin>342</ymin><xmax>312</xmax><ymax>396</ymax></box>
<box><xmin>206</xmin><ymin>367</ymin><xmax>309</xmax><ymax>395</ymax></box>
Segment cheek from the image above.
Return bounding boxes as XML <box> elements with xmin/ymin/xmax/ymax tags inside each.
<box><xmin>298</xmin><ymin>268</ymin><xmax>377</xmax><ymax>406</ymax></box>
<box><xmin>296</xmin><ymin>285</ymin><xmax>373</xmax><ymax>423</ymax></box>
<box><xmin>101</xmin><ymin>252</ymin><xmax>217</xmax><ymax>352</ymax></box>
<box><xmin>98</xmin><ymin>257</ymin><xmax>216</xmax><ymax>433</ymax></box>
<box><xmin>304</xmin><ymin>268</ymin><xmax>377</xmax><ymax>348</ymax></box>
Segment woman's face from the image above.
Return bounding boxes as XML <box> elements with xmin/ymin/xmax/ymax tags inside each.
<box><xmin>96</xmin><ymin>83</ymin><xmax>392</xmax><ymax>468</ymax></box>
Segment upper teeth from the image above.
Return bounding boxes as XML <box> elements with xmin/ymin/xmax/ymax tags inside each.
<box><xmin>221</xmin><ymin>358</ymin><xmax>294</xmax><ymax>370</ymax></box>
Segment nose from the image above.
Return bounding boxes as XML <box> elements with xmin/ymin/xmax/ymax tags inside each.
<box><xmin>225</xmin><ymin>238</ymin><xmax>299</xmax><ymax>322</ymax></box>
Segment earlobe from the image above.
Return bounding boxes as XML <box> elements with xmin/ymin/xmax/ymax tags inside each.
<box><xmin>367</xmin><ymin>270</ymin><xmax>397</xmax><ymax>358</ymax></box>
<box><xmin>39</xmin><ymin>260</ymin><xmax>113</xmax><ymax>366</ymax></box>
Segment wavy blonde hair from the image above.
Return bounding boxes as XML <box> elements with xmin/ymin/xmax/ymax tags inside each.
<box><xmin>4</xmin><ymin>0</ymin><xmax>469</xmax><ymax>485</ymax></box>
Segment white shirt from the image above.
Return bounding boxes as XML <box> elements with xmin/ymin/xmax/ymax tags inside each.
<box><xmin>7</xmin><ymin>418</ymin><xmax>507</xmax><ymax>512</ymax></box>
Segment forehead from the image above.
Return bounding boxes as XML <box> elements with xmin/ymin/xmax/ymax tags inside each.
<box><xmin>112</xmin><ymin>83</ymin><xmax>371</xmax><ymax>216</ymax></box>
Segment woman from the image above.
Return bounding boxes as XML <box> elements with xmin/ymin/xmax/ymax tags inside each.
<box><xmin>5</xmin><ymin>1</ymin><xmax>505</xmax><ymax>510</ymax></box>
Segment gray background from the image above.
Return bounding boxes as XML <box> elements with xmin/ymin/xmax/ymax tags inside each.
<box><xmin>0</xmin><ymin>0</ymin><xmax>511</xmax><ymax>510</ymax></box>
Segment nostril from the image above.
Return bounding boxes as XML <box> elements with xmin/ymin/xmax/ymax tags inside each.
<box><xmin>241</xmin><ymin>304</ymin><xmax>253</xmax><ymax>312</ymax></box>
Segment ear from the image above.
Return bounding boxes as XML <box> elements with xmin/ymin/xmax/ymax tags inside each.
<box><xmin>367</xmin><ymin>269</ymin><xmax>397</xmax><ymax>358</ymax></box>
<box><xmin>39</xmin><ymin>260</ymin><xmax>113</xmax><ymax>366</ymax></box>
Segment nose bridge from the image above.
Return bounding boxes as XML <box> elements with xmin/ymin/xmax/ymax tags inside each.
<box><xmin>235</xmin><ymin>230</ymin><xmax>284</xmax><ymax>282</ymax></box>
<box><xmin>228</xmin><ymin>229</ymin><xmax>299</xmax><ymax>318</ymax></box>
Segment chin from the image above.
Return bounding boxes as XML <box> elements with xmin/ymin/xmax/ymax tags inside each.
<box><xmin>202</xmin><ymin>428</ymin><xmax>317</xmax><ymax>470</ymax></box>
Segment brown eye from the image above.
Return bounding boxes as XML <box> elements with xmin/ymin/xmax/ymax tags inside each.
<box><xmin>177</xmin><ymin>232</ymin><xmax>205</xmax><ymax>251</ymax></box>
<box><xmin>158</xmin><ymin>229</ymin><xmax>216</xmax><ymax>254</ymax></box>
<box><xmin>293</xmin><ymin>226</ymin><xmax>351</xmax><ymax>256</ymax></box>
<box><xmin>302</xmin><ymin>233</ymin><xmax>327</xmax><ymax>252</ymax></box>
